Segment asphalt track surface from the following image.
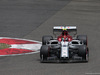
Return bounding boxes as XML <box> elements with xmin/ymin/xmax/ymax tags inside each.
<box><xmin>0</xmin><ymin>0</ymin><xmax>100</xmax><ymax>75</ymax></box>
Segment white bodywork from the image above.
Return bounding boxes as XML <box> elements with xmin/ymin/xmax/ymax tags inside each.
<box><xmin>61</xmin><ymin>41</ymin><xmax>69</xmax><ymax>58</ymax></box>
<box><xmin>48</xmin><ymin>39</ymin><xmax>83</xmax><ymax>58</ymax></box>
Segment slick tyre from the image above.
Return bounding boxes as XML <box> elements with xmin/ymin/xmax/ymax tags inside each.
<box><xmin>42</xmin><ymin>35</ymin><xmax>53</xmax><ymax>45</ymax></box>
<box><xmin>77</xmin><ymin>35</ymin><xmax>87</xmax><ymax>45</ymax></box>
<box><xmin>85</xmin><ymin>48</ymin><xmax>89</xmax><ymax>62</ymax></box>
<box><xmin>78</xmin><ymin>45</ymin><xmax>89</xmax><ymax>62</ymax></box>
<box><xmin>40</xmin><ymin>45</ymin><xmax>49</xmax><ymax>62</ymax></box>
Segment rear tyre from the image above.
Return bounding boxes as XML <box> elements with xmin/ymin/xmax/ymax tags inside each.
<box><xmin>40</xmin><ymin>45</ymin><xmax>49</xmax><ymax>62</ymax></box>
<box><xmin>77</xmin><ymin>35</ymin><xmax>87</xmax><ymax>45</ymax></box>
<box><xmin>42</xmin><ymin>35</ymin><xmax>53</xmax><ymax>45</ymax></box>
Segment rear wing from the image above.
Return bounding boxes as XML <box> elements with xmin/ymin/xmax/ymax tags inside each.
<box><xmin>53</xmin><ymin>26</ymin><xmax>77</xmax><ymax>37</ymax></box>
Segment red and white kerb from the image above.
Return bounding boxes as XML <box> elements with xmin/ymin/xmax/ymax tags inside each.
<box><xmin>0</xmin><ymin>37</ymin><xmax>42</xmax><ymax>56</ymax></box>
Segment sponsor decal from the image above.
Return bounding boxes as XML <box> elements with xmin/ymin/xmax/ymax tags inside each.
<box><xmin>0</xmin><ymin>37</ymin><xmax>42</xmax><ymax>56</ymax></box>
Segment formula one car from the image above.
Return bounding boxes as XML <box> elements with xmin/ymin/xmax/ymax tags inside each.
<box><xmin>40</xmin><ymin>26</ymin><xmax>89</xmax><ymax>63</ymax></box>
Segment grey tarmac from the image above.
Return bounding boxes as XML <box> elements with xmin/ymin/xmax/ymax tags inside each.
<box><xmin>0</xmin><ymin>0</ymin><xmax>100</xmax><ymax>75</ymax></box>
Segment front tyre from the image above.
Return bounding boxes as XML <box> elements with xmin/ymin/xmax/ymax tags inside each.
<box><xmin>85</xmin><ymin>48</ymin><xmax>89</xmax><ymax>62</ymax></box>
<box><xmin>78</xmin><ymin>45</ymin><xmax>89</xmax><ymax>62</ymax></box>
<box><xmin>40</xmin><ymin>45</ymin><xmax>49</xmax><ymax>62</ymax></box>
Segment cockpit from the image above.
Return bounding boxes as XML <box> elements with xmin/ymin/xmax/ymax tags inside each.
<box><xmin>62</xmin><ymin>30</ymin><xmax>68</xmax><ymax>36</ymax></box>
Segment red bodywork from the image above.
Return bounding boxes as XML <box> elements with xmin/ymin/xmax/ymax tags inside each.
<box><xmin>57</xmin><ymin>30</ymin><xmax>72</xmax><ymax>42</ymax></box>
